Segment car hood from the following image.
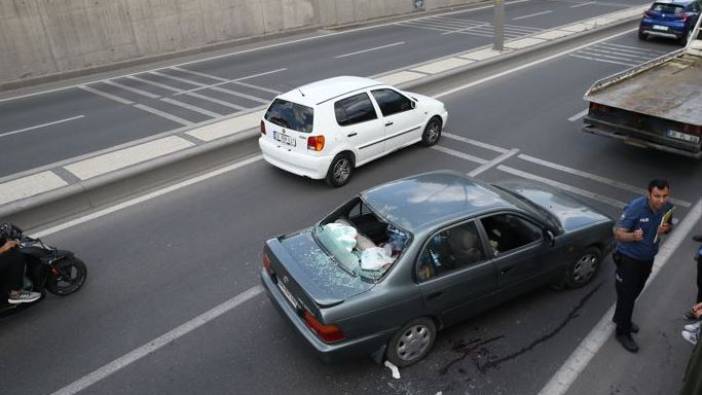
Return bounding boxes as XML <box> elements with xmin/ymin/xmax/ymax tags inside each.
<box><xmin>497</xmin><ymin>180</ymin><xmax>612</xmax><ymax>232</ymax></box>
<box><xmin>277</xmin><ymin>229</ymin><xmax>374</xmax><ymax>307</ymax></box>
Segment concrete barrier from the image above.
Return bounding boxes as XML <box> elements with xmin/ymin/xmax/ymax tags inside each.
<box><xmin>0</xmin><ymin>0</ymin><xmax>479</xmax><ymax>88</ymax></box>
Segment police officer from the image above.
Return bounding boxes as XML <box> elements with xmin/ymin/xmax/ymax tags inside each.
<box><xmin>612</xmin><ymin>179</ymin><xmax>673</xmax><ymax>353</ymax></box>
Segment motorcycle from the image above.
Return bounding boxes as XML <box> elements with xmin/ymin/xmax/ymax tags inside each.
<box><xmin>0</xmin><ymin>224</ymin><xmax>87</xmax><ymax>315</ymax></box>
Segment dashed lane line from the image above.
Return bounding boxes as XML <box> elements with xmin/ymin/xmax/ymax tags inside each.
<box><xmin>0</xmin><ymin>115</ymin><xmax>85</xmax><ymax>139</ymax></box>
<box><xmin>334</xmin><ymin>41</ymin><xmax>406</xmax><ymax>58</ymax></box>
<box><xmin>50</xmin><ymin>285</ymin><xmax>264</xmax><ymax>395</ymax></box>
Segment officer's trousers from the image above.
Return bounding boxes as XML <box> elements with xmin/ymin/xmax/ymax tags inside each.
<box><xmin>613</xmin><ymin>254</ymin><xmax>654</xmax><ymax>335</ymax></box>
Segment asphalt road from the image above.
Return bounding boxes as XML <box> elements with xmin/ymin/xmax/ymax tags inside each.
<box><xmin>2</xmin><ymin>22</ymin><xmax>700</xmax><ymax>394</ymax></box>
<box><xmin>0</xmin><ymin>0</ymin><xmax>650</xmax><ymax>178</ymax></box>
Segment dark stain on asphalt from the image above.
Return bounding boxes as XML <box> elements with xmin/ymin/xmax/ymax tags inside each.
<box><xmin>440</xmin><ymin>281</ymin><xmax>603</xmax><ymax>376</ymax></box>
<box><xmin>479</xmin><ymin>281</ymin><xmax>604</xmax><ymax>372</ymax></box>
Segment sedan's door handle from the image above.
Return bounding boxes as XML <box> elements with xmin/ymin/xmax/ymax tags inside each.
<box><xmin>427</xmin><ymin>291</ymin><xmax>443</xmax><ymax>300</ymax></box>
<box><xmin>347</xmin><ymin>132</ymin><xmax>357</xmax><ymax>137</ymax></box>
<box><xmin>385</xmin><ymin>121</ymin><xmax>394</xmax><ymax>127</ymax></box>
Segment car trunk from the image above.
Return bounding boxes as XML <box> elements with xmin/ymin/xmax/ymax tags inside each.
<box><xmin>262</xmin><ymin>98</ymin><xmax>315</xmax><ymax>155</ymax></box>
<box><xmin>263</xmin><ymin>229</ymin><xmax>374</xmax><ymax>313</ymax></box>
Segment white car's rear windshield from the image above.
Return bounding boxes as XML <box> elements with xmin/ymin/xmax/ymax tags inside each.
<box><xmin>264</xmin><ymin>99</ymin><xmax>314</xmax><ymax>133</ymax></box>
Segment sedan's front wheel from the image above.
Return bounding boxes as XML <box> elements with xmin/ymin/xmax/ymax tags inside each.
<box><xmin>564</xmin><ymin>247</ymin><xmax>601</xmax><ymax>288</ymax></box>
<box><xmin>420</xmin><ymin>117</ymin><xmax>442</xmax><ymax>147</ymax></box>
<box><xmin>386</xmin><ymin>317</ymin><xmax>436</xmax><ymax>367</ymax></box>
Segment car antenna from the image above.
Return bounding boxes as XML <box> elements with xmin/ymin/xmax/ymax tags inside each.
<box><xmin>298</xmin><ymin>88</ymin><xmax>305</xmax><ymax>97</ymax></box>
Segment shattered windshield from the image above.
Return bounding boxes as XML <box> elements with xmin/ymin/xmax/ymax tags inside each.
<box><xmin>313</xmin><ymin>199</ymin><xmax>411</xmax><ymax>282</ymax></box>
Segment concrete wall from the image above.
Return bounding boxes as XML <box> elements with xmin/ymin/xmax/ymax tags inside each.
<box><xmin>0</xmin><ymin>0</ymin><xmax>478</xmax><ymax>86</ymax></box>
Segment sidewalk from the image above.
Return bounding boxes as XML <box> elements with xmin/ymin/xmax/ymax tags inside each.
<box><xmin>551</xmin><ymin>204</ymin><xmax>702</xmax><ymax>395</ymax></box>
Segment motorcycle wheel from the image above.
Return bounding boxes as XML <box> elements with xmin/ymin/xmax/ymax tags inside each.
<box><xmin>47</xmin><ymin>257</ymin><xmax>87</xmax><ymax>296</ymax></box>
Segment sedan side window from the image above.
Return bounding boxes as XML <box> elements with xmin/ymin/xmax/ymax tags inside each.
<box><xmin>480</xmin><ymin>214</ymin><xmax>542</xmax><ymax>255</ymax></box>
<box><xmin>371</xmin><ymin>89</ymin><xmax>414</xmax><ymax>117</ymax></box>
<box><xmin>417</xmin><ymin>221</ymin><xmax>485</xmax><ymax>281</ymax></box>
<box><xmin>334</xmin><ymin>93</ymin><xmax>378</xmax><ymax>126</ymax></box>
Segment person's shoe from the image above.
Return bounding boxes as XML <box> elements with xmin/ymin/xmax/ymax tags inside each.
<box><xmin>684</xmin><ymin>321</ymin><xmax>702</xmax><ymax>333</ymax></box>
<box><xmin>684</xmin><ymin>310</ymin><xmax>698</xmax><ymax>321</ymax></box>
<box><xmin>682</xmin><ymin>330</ymin><xmax>699</xmax><ymax>346</ymax></box>
<box><xmin>7</xmin><ymin>290</ymin><xmax>41</xmax><ymax>305</ymax></box>
<box><xmin>616</xmin><ymin>333</ymin><xmax>639</xmax><ymax>353</ymax></box>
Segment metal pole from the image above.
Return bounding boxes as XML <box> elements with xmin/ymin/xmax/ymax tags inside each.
<box><xmin>494</xmin><ymin>0</ymin><xmax>504</xmax><ymax>51</ymax></box>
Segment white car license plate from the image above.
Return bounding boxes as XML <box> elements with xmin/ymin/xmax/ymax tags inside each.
<box><xmin>652</xmin><ymin>25</ymin><xmax>668</xmax><ymax>31</ymax></box>
<box><xmin>277</xmin><ymin>280</ymin><xmax>299</xmax><ymax>309</ymax></box>
<box><xmin>667</xmin><ymin>129</ymin><xmax>700</xmax><ymax>144</ymax></box>
<box><xmin>273</xmin><ymin>131</ymin><xmax>296</xmax><ymax>147</ymax></box>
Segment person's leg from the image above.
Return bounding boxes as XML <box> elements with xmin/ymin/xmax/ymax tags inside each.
<box><xmin>0</xmin><ymin>252</ymin><xmax>24</xmax><ymax>294</ymax></box>
<box><xmin>697</xmin><ymin>256</ymin><xmax>702</xmax><ymax>304</ymax></box>
<box><xmin>613</xmin><ymin>257</ymin><xmax>639</xmax><ymax>334</ymax></box>
<box><xmin>3</xmin><ymin>251</ymin><xmax>40</xmax><ymax>304</ymax></box>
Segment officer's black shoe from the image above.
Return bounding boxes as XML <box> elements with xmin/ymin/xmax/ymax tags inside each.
<box><xmin>693</xmin><ymin>235</ymin><xmax>702</xmax><ymax>243</ymax></box>
<box><xmin>616</xmin><ymin>333</ymin><xmax>639</xmax><ymax>353</ymax></box>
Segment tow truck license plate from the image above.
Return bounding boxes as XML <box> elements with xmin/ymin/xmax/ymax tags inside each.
<box><xmin>273</xmin><ymin>131</ymin><xmax>296</xmax><ymax>147</ymax></box>
<box><xmin>668</xmin><ymin>130</ymin><xmax>700</xmax><ymax>144</ymax></box>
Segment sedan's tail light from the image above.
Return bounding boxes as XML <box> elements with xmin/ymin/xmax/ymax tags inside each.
<box><xmin>262</xmin><ymin>252</ymin><xmax>273</xmax><ymax>275</ymax></box>
<box><xmin>307</xmin><ymin>135</ymin><xmax>325</xmax><ymax>151</ymax></box>
<box><xmin>303</xmin><ymin>310</ymin><xmax>345</xmax><ymax>342</ymax></box>
<box><xmin>260</xmin><ymin>120</ymin><xmax>266</xmax><ymax>135</ymax></box>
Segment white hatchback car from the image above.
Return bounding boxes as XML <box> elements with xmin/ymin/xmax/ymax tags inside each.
<box><xmin>259</xmin><ymin>76</ymin><xmax>448</xmax><ymax>187</ymax></box>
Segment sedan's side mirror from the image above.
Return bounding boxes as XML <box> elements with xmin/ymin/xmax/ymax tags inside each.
<box><xmin>545</xmin><ymin>229</ymin><xmax>556</xmax><ymax>247</ymax></box>
<box><xmin>410</xmin><ymin>100</ymin><xmax>416</xmax><ymax>109</ymax></box>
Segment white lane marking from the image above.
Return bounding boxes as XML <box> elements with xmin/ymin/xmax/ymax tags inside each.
<box><xmin>498</xmin><ymin>165</ymin><xmax>627</xmax><ymax>208</ymax></box>
<box><xmin>0</xmin><ymin>1</ymin><xmax>530</xmax><ymax>104</ymax></box>
<box><xmin>334</xmin><ymin>41</ymin><xmax>406</xmax><ymax>58</ymax></box>
<box><xmin>103</xmin><ymin>80</ymin><xmax>160</xmax><ymax>99</ymax></box>
<box><xmin>468</xmin><ymin>148</ymin><xmax>520</xmax><ymax>176</ymax></box>
<box><xmin>431</xmin><ymin>145</ymin><xmax>489</xmax><ymax>164</ymax></box>
<box><xmin>207</xmin><ymin>86</ymin><xmax>270</xmax><ymax>104</ymax></box>
<box><xmin>433</xmin><ymin>28</ymin><xmax>638</xmax><ymax>99</ymax></box>
<box><xmin>160</xmin><ymin>97</ymin><xmax>223</xmax><ymax>117</ymax></box>
<box><xmin>568</xmin><ymin>108</ymin><xmax>588</xmax><ymax>122</ymax></box>
<box><xmin>575</xmin><ymin>48</ymin><xmax>653</xmax><ymax>62</ymax></box>
<box><xmin>0</xmin><ymin>115</ymin><xmax>85</xmax><ymax>139</ymax></box>
<box><xmin>517</xmin><ymin>154</ymin><xmax>692</xmax><ymax>207</ymax></box>
<box><xmin>184</xmin><ymin>92</ymin><xmax>246</xmax><ymax>110</ymax></box>
<box><xmin>569</xmin><ymin>53</ymin><xmax>637</xmax><ymax>67</ymax></box>
<box><xmin>170</xmin><ymin>66</ymin><xmax>229</xmax><ymax>82</ymax></box>
<box><xmin>598</xmin><ymin>42</ymin><xmax>669</xmax><ymax>55</ymax></box>
<box><xmin>79</xmin><ymin>85</ymin><xmax>133</xmax><ymax>105</ymax></box>
<box><xmin>443</xmin><ymin>132</ymin><xmax>509</xmax><ymax>154</ymax></box>
<box><xmin>64</xmin><ymin>136</ymin><xmax>195</xmax><ymax>180</ymax></box>
<box><xmin>127</xmin><ymin>76</ymin><xmax>185</xmax><ymax>93</ymax></box>
<box><xmin>570</xmin><ymin>1</ymin><xmax>595</xmax><ymax>7</ymax></box>
<box><xmin>512</xmin><ymin>10</ymin><xmax>553</xmax><ymax>20</ymax></box>
<box><xmin>153</xmin><ymin>71</ymin><xmax>268</xmax><ymax>104</ymax></box>
<box><xmin>150</xmin><ymin>70</ymin><xmax>207</xmax><ymax>87</ymax></box>
<box><xmin>384</xmin><ymin>361</ymin><xmax>401</xmax><ymax>379</ymax></box>
<box><xmin>228</xmin><ymin>80</ymin><xmax>281</xmax><ymax>95</ymax></box>
<box><xmin>0</xmin><ymin>172</ymin><xmax>68</xmax><ymax>206</ymax></box>
<box><xmin>33</xmin><ymin>155</ymin><xmax>263</xmax><ymax>238</ymax></box>
<box><xmin>50</xmin><ymin>285</ymin><xmax>264</xmax><ymax>395</ymax></box>
<box><xmin>187</xmin><ymin>110</ymin><xmax>265</xmax><ymax>142</ymax></box>
<box><xmin>442</xmin><ymin>22</ymin><xmax>491</xmax><ymax>35</ymax></box>
<box><xmin>132</xmin><ymin>104</ymin><xmax>193</xmax><ymax>126</ymax></box>
<box><xmin>539</xmin><ymin>197</ymin><xmax>702</xmax><ymax>395</ymax></box>
<box><xmin>170</xmin><ymin>68</ymin><xmax>286</xmax><ymax>97</ymax></box>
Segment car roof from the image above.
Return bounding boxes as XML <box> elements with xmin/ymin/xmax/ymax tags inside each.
<box><xmin>361</xmin><ymin>170</ymin><xmax>519</xmax><ymax>232</ymax></box>
<box><xmin>653</xmin><ymin>0</ymin><xmax>694</xmax><ymax>5</ymax></box>
<box><xmin>277</xmin><ymin>76</ymin><xmax>384</xmax><ymax>107</ymax></box>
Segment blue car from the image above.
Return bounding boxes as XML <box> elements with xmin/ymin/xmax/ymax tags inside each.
<box><xmin>639</xmin><ymin>0</ymin><xmax>701</xmax><ymax>45</ymax></box>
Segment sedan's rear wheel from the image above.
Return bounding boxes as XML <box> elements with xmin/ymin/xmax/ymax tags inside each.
<box><xmin>325</xmin><ymin>153</ymin><xmax>354</xmax><ymax>187</ymax></box>
<box><xmin>386</xmin><ymin>317</ymin><xmax>436</xmax><ymax>367</ymax></box>
<box><xmin>564</xmin><ymin>247</ymin><xmax>601</xmax><ymax>288</ymax></box>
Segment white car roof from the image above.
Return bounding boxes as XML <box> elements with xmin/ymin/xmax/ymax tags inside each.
<box><xmin>277</xmin><ymin>76</ymin><xmax>385</xmax><ymax>107</ymax></box>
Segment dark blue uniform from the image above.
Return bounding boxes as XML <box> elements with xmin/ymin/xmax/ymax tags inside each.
<box><xmin>613</xmin><ymin>196</ymin><xmax>673</xmax><ymax>335</ymax></box>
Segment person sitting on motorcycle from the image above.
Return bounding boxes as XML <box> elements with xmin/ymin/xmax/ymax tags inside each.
<box><xmin>0</xmin><ymin>232</ymin><xmax>41</xmax><ymax>304</ymax></box>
